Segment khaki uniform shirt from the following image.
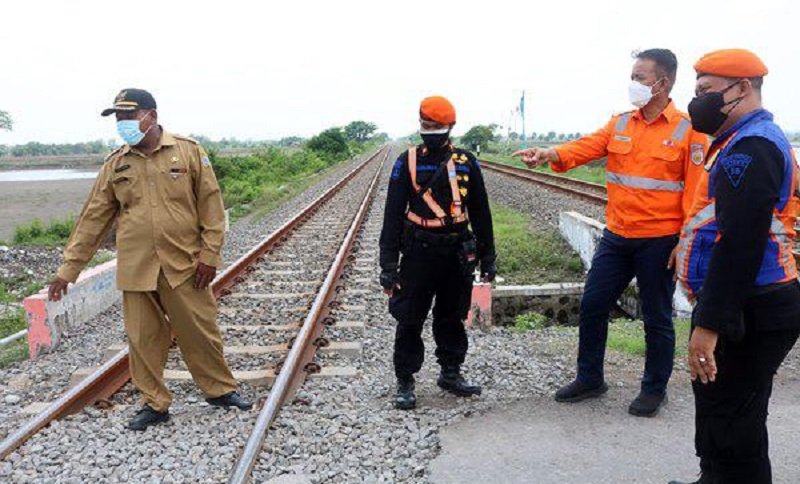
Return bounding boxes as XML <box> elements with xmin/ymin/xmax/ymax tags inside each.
<box><xmin>57</xmin><ymin>130</ymin><xmax>225</xmax><ymax>291</ymax></box>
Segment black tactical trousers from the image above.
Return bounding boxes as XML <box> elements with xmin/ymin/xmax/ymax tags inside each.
<box><xmin>693</xmin><ymin>324</ymin><xmax>799</xmax><ymax>484</ymax></box>
<box><xmin>389</xmin><ymin>238</ymin><xmax>473</xmax><ymax>379</ymax></box>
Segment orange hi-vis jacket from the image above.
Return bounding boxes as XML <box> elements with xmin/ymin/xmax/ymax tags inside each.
<box><xmin>553</xmin><ymin>101</ymin><xmax>709</xmax><ymax>238</ymax></box>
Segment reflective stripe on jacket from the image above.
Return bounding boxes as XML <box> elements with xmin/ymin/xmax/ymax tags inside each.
<box><xmin>553</xmin><ymin>101</ymin><xmax>708</xmax><ymax>238</ymax></box>
<box><xmin>676</xmin><ymin>110</ymin><xmax>798</xmax><ymax>298</ymax></box>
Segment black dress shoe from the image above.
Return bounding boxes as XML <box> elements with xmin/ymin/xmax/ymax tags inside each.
<box><xmin>128</xmin><ymin>404</ymin><xmax>169</xmax><ymax>431</ymax></box>
<box><xmin>628</xmin><ymin>391</ymin><xmax>667</xmax><ymax>417</ymax></box>
<box><xmin>554</xmin><ymin>379</ymin><xmax>608</xmax><ymax>402</ymax></box>
<box><xmin>437</xmin><ymin>366</ymin><xmax>482</xmax><ymax>397</ymax></box>
<box><xmin>395</xmin><ymin>376</ymin><xmax>416</xmax><ymax>410</ymax></box>
<box><xmin>667</xmin><ymin>478</ymin><xmax>705</xmax><ymax>484</ymax></box>
<box><xmin>206</xmin><ymin>391</ymin><xmax>253</xmax><ymax>410</ymax></box>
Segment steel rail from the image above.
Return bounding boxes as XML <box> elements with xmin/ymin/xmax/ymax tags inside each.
<box><xmin>227</xmin><ymin>148</ymin><xmax>389</xmax><ymax>484</ymax></box>
<box><xmin>0</xmin><ymin>146</ymin><xmax>387</xmax><ymax>461</ymax></box>
<box><xmin>480</xmin><ymin>159</ymin><xmax>608</xmax><ymax>205</ymax></box>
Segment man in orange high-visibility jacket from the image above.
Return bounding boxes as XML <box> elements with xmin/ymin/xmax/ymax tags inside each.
<box><xmin>514</xmin><ymin>49</ymin><xmax>708</xmax><ymax>417</ymax></box>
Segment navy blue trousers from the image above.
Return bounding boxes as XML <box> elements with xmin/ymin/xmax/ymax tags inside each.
<box><xmin>577</xmin><ymin>229</ymin><xmax>677</xmax><ymax>395</ymax></box>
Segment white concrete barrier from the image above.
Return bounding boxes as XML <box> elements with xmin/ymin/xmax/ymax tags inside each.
<box><xmin>558</xmin><ymin>211</ymin><xmax>692</xmax><ymax>318</ymax></box>
<box><xmin>493</xmin><ymin>283</ymin><xmax>585</xmax><ymax>298</ymax></box>
<box><xmin>23</xmin><ymin>259</ymin><xmax>120</xmax><ymax>358</ymax></box>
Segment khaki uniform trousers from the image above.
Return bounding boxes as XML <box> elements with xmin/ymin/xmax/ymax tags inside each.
<box><xmin>122</xmin><ymin>271</ymin><xmax>237</xmax><ymax>412</ymax></box>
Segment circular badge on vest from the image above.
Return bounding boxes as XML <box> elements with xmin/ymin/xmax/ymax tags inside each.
<box><xmin>691</xmin><ymin>144</ymin><xmax>705</xmax><ymax>165</ymax></box>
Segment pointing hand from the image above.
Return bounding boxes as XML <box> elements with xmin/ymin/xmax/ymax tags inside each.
<box><xmin>511</xmin><ymin>147</ymin><xmax>556</xmax><ymax>168</ymax></box>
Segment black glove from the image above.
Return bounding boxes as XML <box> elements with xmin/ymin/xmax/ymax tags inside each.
<box><xmin>379</xmin><ymin>266</ymin><xmax>400</xmax><ymax>290</ymax></box>
<box><xmin>480</xmin><ymin>259</ymin><xmax>497</xmax><ymax>282</ymax></box>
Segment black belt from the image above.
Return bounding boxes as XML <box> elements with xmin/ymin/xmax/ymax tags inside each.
<box><xmin>411</xmin><ymin>227</ymin><xmax>471</xmax><ymax>246</ymax></box>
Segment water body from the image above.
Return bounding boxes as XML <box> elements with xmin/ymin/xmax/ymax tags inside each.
<box><xmin>0</xmin><ymin>169</ymin><xmax>98</xmax><ymax>182</ymax></box>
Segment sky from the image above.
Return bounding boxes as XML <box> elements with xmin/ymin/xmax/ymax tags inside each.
<box><xmin>1</xmin><ymin>0</ymin><xmax>797</xmax><ymax>145</ymax></box>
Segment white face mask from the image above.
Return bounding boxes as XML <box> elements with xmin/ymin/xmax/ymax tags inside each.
<box><xmin>628</xmin><ymin>80</ymin><xmax>657</xmax><ymax>108</ymax></box>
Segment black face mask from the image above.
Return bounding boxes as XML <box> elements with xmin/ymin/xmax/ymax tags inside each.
<box><xmin>421</xmin><ymin>132</ymin><xmax>450</xmax><ymax>152</ymax></box>
<box><xmin>688</xmin><ymin>82</ymin><xmax>744</xmax><ymax>135</ymax></box>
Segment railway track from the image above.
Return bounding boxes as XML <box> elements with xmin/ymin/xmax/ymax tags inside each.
<box><xmin>479</xmin><ymin>159</ymin><xmax>607</xmax><ymax>205</ymax></box>
<box><xmin>0</xmin><ymin>145</ymin><xmax>391</xmax><ymax>482</ymax></box>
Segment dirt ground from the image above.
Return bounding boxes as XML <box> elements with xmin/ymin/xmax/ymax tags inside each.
<box><xmin>0</xmin><ymin>178</ymin><xmax>95</xmax><ymax>241</ymax></box>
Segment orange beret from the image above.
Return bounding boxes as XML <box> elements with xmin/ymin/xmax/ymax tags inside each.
<box><xmin>694</xmin><ymin>49</ymin><xmax>768</xmax><ymax>78</ymax></box>
<box><xmin>420</xmin><ymin>96</ymin><xmax>456</xmax><ymax>125</ymax></box>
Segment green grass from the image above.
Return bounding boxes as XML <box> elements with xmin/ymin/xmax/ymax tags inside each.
<box><xmin>247</xmin><ymin>167</ymin><xmax>339</xmax><ymax>222</ymax></box>
<box><xmin>607</xmin><ymin>317</ymin><xmax>691</xmax><ymax>357</ymax></box>
<box><xmin>0</xmin><ymin>307</ymin><xmax>28</xmax><ymax>368</ymax></box>
<box><xmin>483</xmin><ymin>154</ymin><xmax>607</xmax><ymax>185</ymax></box>
<box><xmin>0</xmin><ymin>307</ymin><xmax>25</xmax><ymax>336</ymax></box>
<box><xmin>88</xmin><ymin>250</ymin><xmax>115</xmax><ymax>268</ymax></box>
<box><xmin>212</xmin><ymin>142</ymin><xmax>377</xmax><ymax>221</ymax></box>
<box><xmin>0</xmin><ymin>277</ymin><xmax>42</xmax><ymax>303</ymax></box>
<box><xmin>493</xmin><ymin>203</ymin><xmax>584</xmax><ymax>284</ymax></box>
<box><xmin>12</xmin><ymin>216</ymin><xmax>75</xmax><ymax>247</ymax></box>
<box><xmin>513</xmin><ymin>312</ymin><xmax>549</xmax><ymax>332</ymax></box>
<box><xmin>0</xmin><ymin>277</ymin><xmax>43</xmax><ymax>367</ymax></box>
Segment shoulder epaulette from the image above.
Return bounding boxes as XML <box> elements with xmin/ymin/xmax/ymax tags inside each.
<box><xmin>104</xmin><ymin>147</ymin><xmax>124</xmax><ymax>163</ymax></box>
<box><xmin>173</xmin><ymin>134</ymin><xmax>199</xmax><ymax>145</ymax></box>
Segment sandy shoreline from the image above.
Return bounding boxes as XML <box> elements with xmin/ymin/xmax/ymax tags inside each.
<box><xmin>0</xmin><ymin>178</ymin><xmax>95</xmax><ymax>241</ymax></box>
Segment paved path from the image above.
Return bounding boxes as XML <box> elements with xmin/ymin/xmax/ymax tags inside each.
<box><xmin>431</xmin><ymin>371</ymin><xmax>800</xmax><ymax>483</ymax></box>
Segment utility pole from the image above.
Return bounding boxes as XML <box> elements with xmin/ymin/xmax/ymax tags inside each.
<box><xmin>519</xmin><ymin>91</ymin><xmax>526</xmax><ymax>150</ymax></box>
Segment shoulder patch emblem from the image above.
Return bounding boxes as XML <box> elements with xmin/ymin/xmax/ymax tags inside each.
<box><xmin>391</xmin><ymin>158</ymin><xmax>403</xmax><ymax>179</ymax></box>
<box><xmin>691</xmin><ymin>143</ymin><xmax>705</xmax><ymax>166</ymax></box>
<box><xmin>202</xmin><ymin>156</ymin><xmax>211</xmax><ymax>167</ymax></box>
<box><xmin>720</xmin><ymin>153</ymin><xmax>753</xmax><ymax>189</ymax></box>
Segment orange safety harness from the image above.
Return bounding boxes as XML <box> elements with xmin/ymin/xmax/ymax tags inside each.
<box><xmin>406</xmin><ymin>145</ymin><xmax>469</xmax><ymax>228</ymax></box>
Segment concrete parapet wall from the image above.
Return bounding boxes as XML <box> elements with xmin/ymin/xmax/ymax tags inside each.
<box><xmin>492</xmin><ymin>283</ymin><xmax>584</xmax><ymax>326</ymax></box>
<box><xmin>23</xmin><ymin>259</ymin><xmax>120</xmax><ymax>358</ymax></box>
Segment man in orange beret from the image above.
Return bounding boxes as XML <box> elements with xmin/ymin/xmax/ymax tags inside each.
<box><xmin>379</xmin><ymin>96</ymin><xmax>496</xmax><ymax>410</ymax></box>
<box><xmin>670</xmin><ymin>49</ymin><xmax>800</xmax><ymax>484</ymax></box>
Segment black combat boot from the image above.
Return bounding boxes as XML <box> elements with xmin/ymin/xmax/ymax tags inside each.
<box><xmin>128</xmin><ymin>404</ymin><xmax>169</xmax><ymax>431</ymax></box>
<box><xmin>395</xmin><ymin>375</ymin><xmax>416</xmax><ymax>410</ymax></box>
<box><xmin>437</xmin><ymin>365</ymin><xmax>482</xmax><ymax>397</ymax></box>
<box><xmin>206</xmin><ymin>391</ymin><xmax>253</xmax><ymax>410</ymax></box>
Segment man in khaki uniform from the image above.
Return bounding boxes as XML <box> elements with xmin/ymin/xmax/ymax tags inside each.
<box><xmin>48</xmin><ymin>88</ymin><xmax>252</xmax><ymax>430</ymax></box>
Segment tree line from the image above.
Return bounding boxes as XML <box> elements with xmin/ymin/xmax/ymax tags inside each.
<box><xmin>458</xmin><ymin>124</ymin><xmax>582</xmax><ymax>150</ymax></box>
<box><xmin>0</xmin><ymin>117</ymin><xmax>388</xmax><ymax>159</ymax></box>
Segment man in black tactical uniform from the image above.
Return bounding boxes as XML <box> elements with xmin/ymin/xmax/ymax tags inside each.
<box><xmin>379</xmin><ymin>96</ymin><xmax>496</xmax><ymax>410</ymax></box>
